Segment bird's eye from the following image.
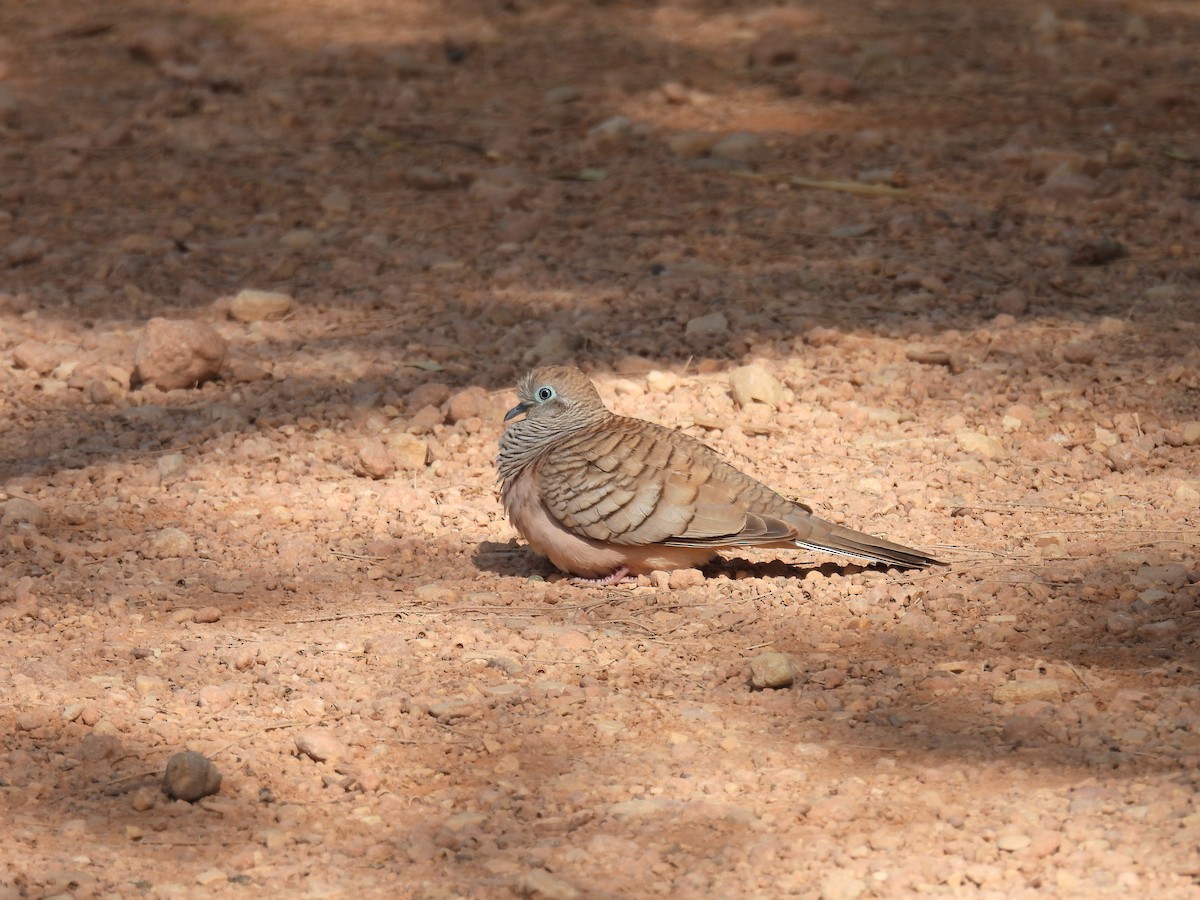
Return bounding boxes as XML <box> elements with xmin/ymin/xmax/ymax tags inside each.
<box><xmin>536</xmin><ymin>386</ymin><xmax>555</xmax><ymax>402</ymax></box>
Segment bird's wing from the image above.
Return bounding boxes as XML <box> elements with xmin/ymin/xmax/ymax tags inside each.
<box><xmin>538</xmin><ymin>418</ymin><xmax>796</xmax><ymax>547</ymax></box>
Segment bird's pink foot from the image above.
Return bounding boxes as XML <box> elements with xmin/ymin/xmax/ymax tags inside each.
<box><xmin>570</xmin><ymin>566</ymin><xmax>634</xmax><ymax>587</ymax></box>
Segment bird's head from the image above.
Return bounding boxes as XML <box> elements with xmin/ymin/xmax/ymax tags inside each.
<box><xmin>503</xmin><ymin>366</ymin><xmax>609</xmax><ymax>429</ymax></box>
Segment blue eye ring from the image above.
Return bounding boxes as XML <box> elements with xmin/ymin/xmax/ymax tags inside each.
<box><xmin>536</xmin><ymin>386</ymin><xmax>555</xmax><ymax>402</ymax></box>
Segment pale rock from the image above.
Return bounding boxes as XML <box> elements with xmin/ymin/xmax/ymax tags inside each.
<box><xmin>134</xmin><ymin>318</ymin><xmax>226</xmax><ymax>390</ymax></box>
<box><xmin>1</xmin><ymin>497</ymin><xmax>48</xmax><ymax>528</ymax></box>
<box><xmin>12</xmin><ymin>340</ymin><xmax>62</xmax><ymax>375</ymax></box>
<box><xmin>1137</xmin><ymin>620</ymin><xmax>1178</xmax><ymax>642</ymax></box>
<box><xmin>646</xmin><ymin>370</ymin><xmax>678</xmax><ymax>393</ymax></box>
<box><xmin>149</xmin><ymin>527</ymin><xmax>194</xmax><ymax>558</ymax></box>
<box><xmin>820</xmin><ymin>869</ymin><xmax>867</xmax><ymax>900</ymax></box>
<box><xmin>229</xmin><ymin>289</ymin><xmax>294</xmax><ymax>323</ymax></box>
<box><xmin>992</xmin><ymin>679</ymin><xmax>1063</xmax><ymax>703</ymax></box>
<box><xmin>355</xmin><ymin>439</ymin><xmax>394</xmax><ymax>479</ymax></box>
<box><xmin>668</xmin><ymin>567</ymin><xmax>705</xmax><ymax>589</ymax></box>
<box><xmin>749</xmin><ymin>652</ymin><xmax>795</xmax><ymax>689</ymax></box>
<box><xmin>587</xmin><ymin>115</ymin><xmax>633</xmax><ymax>151</ymax></box>
<box><xmin>386</xmin><ymin>432</ymin><xmax>428</xmax><ymax>471</ymax></box>
<box><xmin>445</xmin><ymin>386</ymin><xmax>489</xmax><ymax>423</ymax></box>
<box><xmin>710</xmin><ymin>132</ymin><xmax>765</xmax><ymax>164</ymax></box>
<box><xmin>295</xmin><ymin>728</ymin><xmax>347</xmax><ymax>763</ymax></box>
<box><xmin>729</xmin><ymin>364</ymin><xmax>785</xmax><ymax>408</ymax></box>
<box><xmin>163</xmin><ymin>751</ymin><xmax>222</xmax><ymax>802</ymax></box>
<box><xmin>1106</xmin><ymin>441</ymin><xmax>1148</xmax><ymax>472</ymax></box>
<box><xmin>684</xmin><ymin>312</ymin><xmax>729</xmax><ymax>339</ymax></box>
<box><xmin>955</xmin><ymin>430</ymin><xmax>1004</xmax><ymax>459</ymax></box>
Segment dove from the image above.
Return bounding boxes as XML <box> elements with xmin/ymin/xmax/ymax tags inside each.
<box><xmin>497</xmin><ymin>366</ymin><xmax>943</xmax><ymax>583</ymax></box>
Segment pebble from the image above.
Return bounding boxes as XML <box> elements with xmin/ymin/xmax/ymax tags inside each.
<box><xmin>748</xmin><ymin>28</ymin><xmax>799</xmax><ymax>67</ymax></box>
<box><xmin>1106</xmin><ymin>612</ymin><xmax>1136</xmax><ymax>636</ymax></box>
<box><xmin>992</xmin><ymin>679</ymin><xmax>1063</xmax><ymax>703</ymax></box>
<box><xmin>1062</xmin><ymin>342</ymin><xmax>1098</xmax><ymax>364</ymax></box>
<box><xmin>1137</xmin><ymin>620</ymin><xmax>1178</xmax><ymax>642</ymax></box>
<box><xmin>668</xmin><ymin>567</ymin><xmax>705</xmax><ymax>589</ymax></box>
<box><xmin>820</xmin><ymin>869</ymin><xmax>866</xmax><ymax>900</ymax></box>
<box><xmin>193</xmin><ymin>607</ymin><xmax>222</xmax><ymax>624</ymax></box>
<box><xmin>229</xmin><ymin>289</ymin><xmax>294</xmax><ymax>323</ymax></box>
<box><xmin>356</xmin><ymin>438</ymin><xmax>394</xmax><ymax>479</ymax></box>
<box><xmin>445</xmin><ymin>386</ymin><xmax>488</xmax><ymax>423</ymax></box>
<box><xmin>405</xmin><ymin>166</ymin><xmax>458</xmax><ymax>190</ymax></box>
<box><xmin>586</xmin><ymin>116</ymin><xmax>633</xmax><ymax>151</ymax></box>
<box><xmin>295</xmin><ymin>728</ymin><xmax>347</xmax><ymax>763</ymax></box>
<box><xmin>994</xmin><ymin>289</ymin><xmax>1029</xmax><ymax>315</ymax></box>
<box><xmin>955</xmin><ymin>431</ymin><xmax>1005</xmax><ymax>459</ymax></box>
<box><xmin>646</xmin><ymin>370</ymin><xmax>678</xmax><ymax>393</ymax></box>
<box><xmin>729</xmin><ymin>364</ymin><xmax>786</xmax><ymax>408</ymax></box>
<box><xmin>6</xmin><ymin>235</ymin><xmax>48</xmax><ymax>266</ymax></box>
<box><xmin>710</xmin><ymin>132</ymin><xmax>765</xmax><ymax>164</ymax></box>
<box><xmin>796</xmin><ymin>70</ymin><xmax>857</xmax><ymax>99</ymax></box>
<box><xmin>684</xmin><ymin>312</ymin><xmax>729</xmax><ymax>339</ymax></box>
<box><xmin>666</xmin><ymin>131</ymin><xmax>718</xmax><ymax>158</ymax></box>
<box><xmin>1</xmin><ymin>497</ymin><xmax>48</xmax><ymax>528</ymax></box>
<box><xmin>516</xmin><ymin>868</ymin><xmax>581</xmax><ymax>900</ymax></box>
<box><xmin>11</xmin><ymin>340</ymin><xmax>62</xmax><ymax>375</ymax></box>
<box><xmin>386</xmin><ymin>432</ymin><xmax>429</xmax><ymax>471</ymax></box>
<box><xmin>148</xmin><ymin>527</ymin><xmax>195</xmax><ymax>558</ymax></box>
<box><xmin>133</xmin><ymin>318</ymin><xmax>227</xmax><ymax>390</ymax></box>
<box><xmin>1105</xmin><ymin>441</ymin><xmax>1148</xmax><ymax>472</ymax></box>
<box><xmin>749</xmin><ymin>652</ymin><xmax>795</xmax><ymax>689</ymax></box>
<box><xmin>162</xmin><ymin>750</ymin><xmax>222</xmax><ymax>802</ymax></box>
<box><xmin>998</xmin><ymin>832</ymin><xmax>1032</xmax><ymax>852</ymax></box>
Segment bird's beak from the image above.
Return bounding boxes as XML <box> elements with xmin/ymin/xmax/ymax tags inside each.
<box><xmin>503</xmin><ymin>401</ymin><xmax>529</xmax><ymax>422</ymax></box>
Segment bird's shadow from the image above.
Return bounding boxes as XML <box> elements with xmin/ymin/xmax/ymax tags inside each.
<box><xmin>473</xmin><ymin>541</ymin><xmax>900</xmax><ymax>583</ymax></box>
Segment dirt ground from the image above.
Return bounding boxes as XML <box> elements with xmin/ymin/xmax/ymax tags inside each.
<box><xmin>1</xmin><ymin>0</ymin><xmax>1199</xmax><ymax>896</ymax></box>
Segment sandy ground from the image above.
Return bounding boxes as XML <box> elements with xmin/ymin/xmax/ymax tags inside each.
<box><xmin>2</xmin><ymin>0</ymin><xmax>1200</xmax><ymax>897</ymax></box>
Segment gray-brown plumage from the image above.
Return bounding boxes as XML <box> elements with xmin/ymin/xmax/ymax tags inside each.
<box><xmin>498</xmin><ymin>366</ymin><xmax>942</xmax><ymax>582</ymax></box>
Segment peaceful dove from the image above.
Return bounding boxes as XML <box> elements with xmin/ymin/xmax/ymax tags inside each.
<box><xmin>497</xmin><ymin>366</ymin><xmax>943</xmax><ymax>583</ymax></box>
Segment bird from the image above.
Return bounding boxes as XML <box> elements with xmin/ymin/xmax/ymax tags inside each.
<box><xmin>497</xmin><ymin>366</ymin><xmax>943</xmax><ymax>584</ymax></box>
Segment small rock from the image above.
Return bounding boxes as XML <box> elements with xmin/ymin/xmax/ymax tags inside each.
<box><xmin>279</xmin><ymin>228</ymin><xmax>318</xmax><ymax>250</ymax></box>
<box><xmin>405</xmin><ymin>166</ymin><xmax>458</xmax><ymax>191</ymax></box>
<box><xmin>586</xmin><ymin>116</ymin><xmax>633</xmax><ymax>151</ymax></box>
<box><xmin>407</xmin><ymin>382</ymin><xmax>452</xmax><ymax>410</ymax></box>
<box><xmin>162</xmin><ymin>750</ymin><xmax>222</xmax><ymax>802</ymax></box>
<box><xmin>1111</xmin><ymin>139</ymin><xmax>1139</xmax><ymax>167</ymax></box>
<box><xmin>356</xmin><ymin>438</ymin><xmax>394</xmax><ymax>480</ymax></box>
<box><xmin>1137</xmin><ymin>619</ymin><xmax>1178</xmax><ymax>642</ymax></box>
<box><xmin>516</xmin><ymin>868</ymin><xmax>581</xmax><ymax>900</ymax></box>
<box><xmin>749</xmin><ymin>652</ymin><xmax>795</xmax><ymax>689</ymax></box>
<box><xmin>387</xmin><ymin>432</ymin><xmax>428</xmax><ymax>471</ymax></box>
<box><xmin>994</xmin><ymin>289</ymin><xmax>1029</xmax><ymax>315</ymax></box>
<box><xmin>445</xmin><ymin>386</ymin><xmax>488</xmax><ymax>423</ymax></box>
<box><xmin>321</xmin><ymin>188</ymin><xmax>352</xmax><ymax>217</ymax></box>
<box><xmin>1062</xmin><ymin>342</ymin><xmax>1098</xmax><ymax>364</ymax></box>
<box><xmin>1069</xmin><ymin>238</ymin><xmax>1126</xmax><ymax>266</ymax></box>
<box><xmin>748</xmin><ymin>28</ymin><xmax>799</xmax><ymax>67</ymax></box>
<box><xmin>6</xmin><ymin>235</ymin><xmax>48</xmax><ymax>266</ymax></box>
<box><xmin>523</xmin><ymin>330</ymin><xmax>575</xmax><ymax>365</ymax></box>
<box><xmin>1</xmin><ymin>497</ymin><xmax>48</xmax><ymax>528</ymax></box>
<box><xmin>1001</xmin><ymin>715</ymin><xmax>1052</xmax><ymax>746</ymax></box>
<box><xmin>1040</xmin><ymin>164</ymin><xmax>1097</xmax><ymax>199</ymax></box>
<box><xmin>295</xmin><ymin>728</ymin><xmax>347</xmax><ymax>763</ymax></box>
<box><xmin>998</xmin><ymin>832</ymin><xmax>1033</xmax><ymax>852</ymax></box>
<box><xmin>131</xmin><ymin>786</ymin><xmax>159</xmax><ymax>811</ymax></box>
<box><xmin>684</xmin><ymin>312</ymin><xmax>729</xmax><ymax>339</ymax></box>
<box><xmin>646</xmin><ymin>370</ymin><xmax>678</xmax><ymax>393</ymax></box>
<box><xmin>710</xmin><ymin>132</ymin><xmax>764</xmax><ymax>164</ymax></box>
<box><xmin>796</xmin><ymin>70</ymin><xmax>857</xmax><ymax>99</ymax></box>
<box><xmin>668</xmin><ymin>568</ymin><xmax>705</xmax><ymax>589</ymax></box>
<box><xmin>992</xmin><ymin>679</ymin><xmax>1063</xmax><ymax>704</ymax></box>
<box><xmin>820</xmin><ymin>869</ymin><xmax>867</xmax><ymax>900</ymax></box>
<box><xmin>1105</xmin><ymin>441</ymin><xmax>1148</xmax><ymax>472</ymax></box>
<box><xmin>1174</xmin><ymin>482</ymin><xmax>1200</xmax><ymax>506</ymax></box>
<box><xmin>134</xmin><ymin>318</ymin><xmax>227</xmax><ymax>391</ymax></box>
<box><xmin>11</xmin><ymin>340</ymin><xmax>62</xmax><ymax>375</ymax></box>
<box><xmin>1106</xmin><ymin>612</ymin><xmax>1136</xmax><ymax>636</ymax></box>
<box><xmin>955</xmin><ymin>430</ymin><xmax>1005</xmax><ymax>459</ymax></box>
<box><xmin>148</xmin><ymin>527</ymin><xmax>194</xmax><ymax>559</ymax></box>
<box><xmin>229</xmin><ymin>289</ymin><xmax>294</xmax><ymax>323</ymax></box>
<box><xmin>1181</xmin><ymin>422</ymin><xmax>1200</xmax><ymax>446</ymax></box>
<box><xmin>543</xmin><ymin>85</ymin><xmax>581</xmax><ymax>105</ymax></box>
<box><xmin>666</xmin><ymin>131</ymin><xmax>718</xmax><ymax>158</ymax></box>
<box><xmin>729</xmin><ymin>364</ymin><xmax>786</xmax><ymax>408</ymax></box>
<box><xmin>193</xmin><ymin>607</ymin><xmax>222</xmax><ymax>624</ymax></box>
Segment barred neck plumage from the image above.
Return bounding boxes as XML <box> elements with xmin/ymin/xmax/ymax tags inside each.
<box><xmin>497</xmin><ymin>409</ymin><xmax>609</xmax><ymax>482</ymax></box>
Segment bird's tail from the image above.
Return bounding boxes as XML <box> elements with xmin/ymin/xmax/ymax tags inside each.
<box><xmin>794</xmin><ymin>519</ymin><xmax>943</xmax><ymax>569</ymax></box>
